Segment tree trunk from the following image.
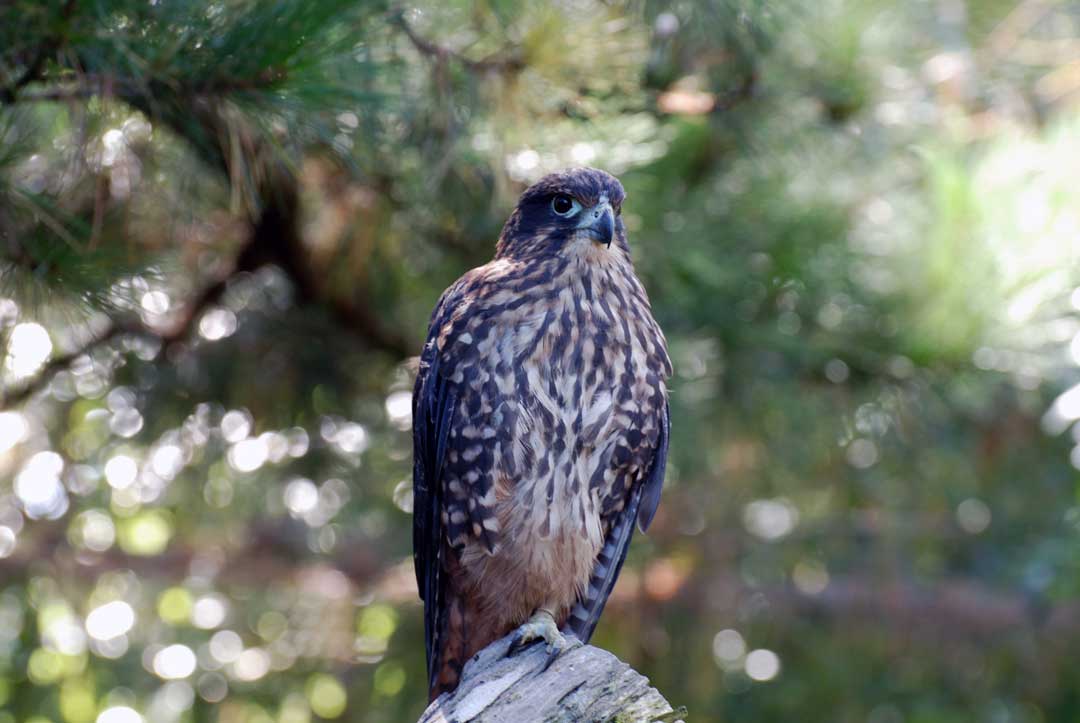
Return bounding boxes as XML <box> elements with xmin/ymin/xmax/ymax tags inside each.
<box><xmin>416</xmin><ymin>633</ymin><xmax>685</xmax><ymax>723</ymax></box>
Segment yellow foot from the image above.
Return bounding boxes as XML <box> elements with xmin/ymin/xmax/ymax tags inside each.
<box><xmin>506</xmin><ymin>609</ymin><xmax>582</xmax><ymax>669</ymax></box>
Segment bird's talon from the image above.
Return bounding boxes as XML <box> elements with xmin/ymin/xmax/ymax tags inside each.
<box><xmin>507</xmin><ymin>629</ymin><xmax>542</xmax><ymax>657</ymax></box>
<box><xmin>542</xmin><ymin>647</ymin><xmax>559</xmax><ymax>671</ymax></box>
<box><xmin>543</xmin><ymin>633</ymin><xmax>581</xmax><ymax>672</ymax></box>
<box><xmin>505</xmin><ymin>609</ymin><xmax>578</xmax><ymax>666</ymax></box>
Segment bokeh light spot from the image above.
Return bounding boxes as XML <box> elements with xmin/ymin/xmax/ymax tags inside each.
<box><xmin>227</xmin><ymin>437</ymin><xmax>268</xmax><ymax>473</ymax></box>
<box><xmin>0</xmin><ymin>527</ymin><xmax>15</xmax><ymax>558</ymax></box>
<box><xmin>279</xmin><ymin>692</ymin><xmax>311</xmax><ymax>723</ymax></box>
<box><xmin>220</xmin><ymin>410</ymin><xmax>252</xmax><ymax>443</ymax></box>
<box><xmin>117</xmin><ymin>511</ymin><xmax>172</xmax><ymax>556</ymax></box>
<box><xmin>209</xmin><ymin>630</ymin><xmax>243</xmax><ymax>664</ymax></box>
<box><xmin>792</xmin><ymin>559</ymin><xmax>830</xmax><ymax>595</ymax></box>
<box><xmin>384</xmin><ymin>391</ymin><xmax>412</xmax><ymax>430</ymax></box>
<box><xmin>150</xmin><ymin>445</ymin><xmax>184</xmax><ymax>479</ymax></box>
<box><xmin>157</xmin><ymin>588</ymin><xmax>193</xmax><ymax>626</ymax></box>
<box><xmin>284</xmin><ymin>478</ymin><xmax>318</xmax><ymax>517</ymax></box>
<box><xmin>85</xmin><ymin>601</ymin><xmax>135</xmax><ymax>641</ymax></box>
<box><xmin>42</xmin><ymin>604</ymin><xmax>87</xmax><ymax>656</ymax></box>
<box><xmin>15</xmin><ymin>451</ymin><xmax>69</xmax><ymax>519</ymax></box>
<box><xmin>109</xmin><ymin>409</ymin><xmax>144</xmax><ymax>438</ymax></box>
<box><xmin>196</xmin><ymin>672</ymin><xmax>228</xmax><ymax>703</ymax></box>
<box><xmin>59</xmin><ymin>678</ymin><xmax>96</xmax><ymax>723</ymax></box>
<box><xmin>745</xmin><ymin>649</ymin><xmax>781</xmax><ymax>682</ymax></box>
<box><xmin>328</xmin><ymin>421</ymin><xmax>368</xmax><ymax>455</ymax></box>
<box><xmin>712</xmin><ymin>629</ymin><xmax>746</xmax><ymax>670</ymax></box>
<box><xmin>231</xmin><ymin>648</ymin><xmax>270</xmax><ymax>682</ymax></box>
<box><xmin>846</xmin><ymin>438</ymin><xmax>879</xmax><ymax>469</ymax></box>
<box><xmin>824</xmin><ymin>358</ymin><xmax>850</xmax><ymax>383</ymax></box>
<box><xmin>28</xmin><ymin>648</ymin><xmax>65</xmax><ymax>684</ymax></box>
<box><xmin>374</xmin><ymin>661</ymin><xmax>406</xmax><ymax>697</ymax></box>
<box><xmin>140</xmin><ymin>290</ymin><xmax>170</xmax><ymax>315</ymax></box>
<box><xmin>0</xmin><ymin>412</ymin><xmax>29</xmax><ymax>453</ymax></box>
<box><xmin>742</xmin><ymin>498</ymin><xmax>798</xmax><ymax>541</ymax></box>
<box><xmin>70</xmin><ymin>510</ymin><xmax>116</xmax><ymax>552</ymax></box>
<box><xmin>306</xmin><ymin>673</ymin><xmax>347</xmax><ymax>717</ymax></box>
<box><xmin>198</xmin><ymin>308</ymin><xmax>238</xmax><ymax>341</ymax></box>
<box><xmin>191</xmin><ymin>595</ymin><xmax>228</xmax><ymax>629</ymax></box>
<box><xmin>956</xmin><ymin>498</ymin><xmax>991</xmax><ymax>534</ymax></box>
<box><xmin>96</xmin><ymin>706</ymin><xmax>143</xmax><ymax>723</ymax></box>
<box><xmin>5</xmin><ymin>322</ymin><xmax>52</xmax><ymax>378</ymax></box>
<box><xmin>392</xmin><ymin>479</ymin><xmax>413</xmax><ymax>514</ymax></box>
<box><xmin>357</xmin><ymin>604</ymin><xmax>398</xmax><ymax>640</ymax></box>
<box><xmin>153</xmin><ymin>644</ymin><xmax>197</xmax><ymax>679</ymax></box>
<box><xmin>104</xmin><ymin>456</ymin><xmax>138</xmax><ymax>489</ymax></box>
<box><xmin>152</xmin><ymin>680</ymin><xmax>195</xmax><ymax>717</ymax></box>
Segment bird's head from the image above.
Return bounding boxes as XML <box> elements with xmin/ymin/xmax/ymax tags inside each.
<box><xmin>495</xmin><ymin>167</ymin><xmax>627</xmax><ymax>261</ymax></box>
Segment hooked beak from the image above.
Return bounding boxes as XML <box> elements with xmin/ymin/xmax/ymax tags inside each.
<box><xmin>578</xmin><ymin>202</ymin><xmax>615</xmax><ymax>248</ymax></box>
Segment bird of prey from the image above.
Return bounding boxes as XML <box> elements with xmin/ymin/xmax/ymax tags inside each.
<box><xmin>412</xmin><ymin>167</ymin><xmax>672</xmax><ymax>699</ymax></box>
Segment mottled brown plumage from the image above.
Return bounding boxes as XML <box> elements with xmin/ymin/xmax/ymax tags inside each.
<box><xmin>413</xmin><ymin>167</ymin><xmax>671</xmax><ymax>699</ymax></box>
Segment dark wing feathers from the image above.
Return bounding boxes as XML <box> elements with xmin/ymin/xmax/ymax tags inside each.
<box><xmin>566</xmin><ymin>399</ymin><xmax>670</xmax><ymax>642</ymax></box>
<box><xmin>412</xmin><ymin>315</ymin><xmax>458</xmax><ymax>691</ymax></box>
<box><xmin>566</xmin><ymin>483</ymin><xmax>644</xmax><ymax>643</ymax></box>
<box><xmin>637</xmin><ymin>399</ymin><xmax>669</xmax><ymax>532</ymax></box>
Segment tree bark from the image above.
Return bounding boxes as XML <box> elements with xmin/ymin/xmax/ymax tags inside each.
<box><xmin>416</xmin><ymin>633</ymin><xmax>685</xmax><ymax>723</ymax></box>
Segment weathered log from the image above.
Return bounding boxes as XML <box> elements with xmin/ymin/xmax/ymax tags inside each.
<box><xmin>417</xmin><ymin>633</ymin><xmax>685</xmax><ymax>723</ymax></box>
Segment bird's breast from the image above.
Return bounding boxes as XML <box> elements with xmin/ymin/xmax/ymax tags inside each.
<box><xmin>449</xmin><ymin>258</ymin><xmax>667</xmax><ymax>624</ymax></box>
<box><xmin>491</xmin><ymin>271</ymin><xmax>647</xmax><ymax>555</ymax></box>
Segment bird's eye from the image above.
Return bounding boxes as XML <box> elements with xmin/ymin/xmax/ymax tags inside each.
<box><xmin>551</xmin><ymin>195</ymin><xmax>579</xmax><ymax>217</ymax></box>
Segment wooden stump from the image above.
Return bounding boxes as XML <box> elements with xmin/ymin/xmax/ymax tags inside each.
<box><xmin>417</xmin><ymin>633</ymin><xmax>685</xmax><ymax>723</ymax></box>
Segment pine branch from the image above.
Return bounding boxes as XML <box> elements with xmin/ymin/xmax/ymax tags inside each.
<box><xmin>7</xmin><ymin>69</ymin><xmax>289</xmax><ymax>105</ymax></box>
<box><xmin>0</xmin><ymin>3</ymin><xmax>414</xmax><ymax>405</ymax></box>
<box><xmin>1</xmin><ymin>220</ymin><xmax>271</xmax><ymax>408</ymax></box>
<box><xmin>1</xmin><ymin>174</ymin><xmax>413</xmax><ymax>409</ymax></box>
<box><xmin>0</xmin><ymin>0</ymin><xmax>77</xmax><ymax>103</ymax></box>
<box><xmin>391</xmin><ymin>8</ymin><xmax>524</xmax><ymax>74</ymax></box>
<box><xmin>0</xmin><ymin>323</ymin><xmax>124</xmax><ymax>407</ymax></box>
<box><xmin>0</xmin><ymin>292</ymin><xmax>222</xmax><ymax>409</ymax></box>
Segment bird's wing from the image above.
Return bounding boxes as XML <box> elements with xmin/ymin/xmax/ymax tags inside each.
<box><xmin>637</xmin><ymin>398</ymin><xmax>670</xmax><ymax>533</ymax></box>
<box><xmin>566</xmin><ymin>398</ymin><xmax>670</xmax><ymax>642</ymax></box>
<box><xmin>412</xmin><ymin>290</ymin><xmax>463</xmax><ymax>692</ymax></box>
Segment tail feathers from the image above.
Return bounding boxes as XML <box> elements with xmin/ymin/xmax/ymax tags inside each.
<box><xmin>566</xmin><ymin>485</ymin><xmax>644</xmax><ymax>643</ymax></box>
<box><xmin>429</xmin><ymin>591</ymin><xmax>468</xmax><ymax>701</ymax></box>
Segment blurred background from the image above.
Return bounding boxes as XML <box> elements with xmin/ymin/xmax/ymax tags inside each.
<box><xmin>2</xmin><ymin>0</ymin><xmax>1080</xmax><ymax>721</ymax></box>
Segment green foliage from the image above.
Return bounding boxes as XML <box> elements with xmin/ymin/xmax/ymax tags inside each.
<box><xmin>2</xmin><ymin>1</ymin><xmax>1080</xmax><ymax>722</ymax></box>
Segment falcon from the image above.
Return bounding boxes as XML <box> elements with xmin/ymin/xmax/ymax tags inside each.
<box><xmin>412</xmin><ymin>167</ymin><xmax>672</xmax><ymax>699</ymax></box>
